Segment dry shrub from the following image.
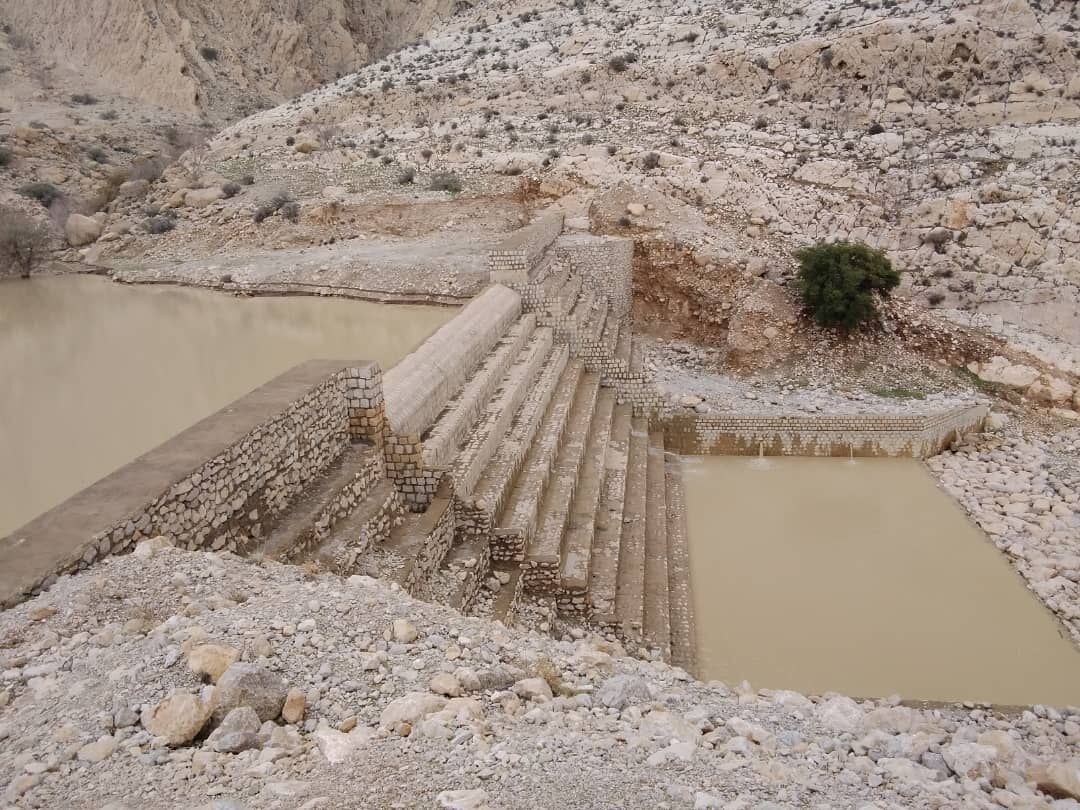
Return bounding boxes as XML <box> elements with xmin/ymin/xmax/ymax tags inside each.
<box><xmin>0</xmin><ymin>207</ymin><xmax>51</xmax><ymax>278</ymax></box>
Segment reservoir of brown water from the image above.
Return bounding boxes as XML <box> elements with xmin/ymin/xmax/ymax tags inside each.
<box><xmin>0</xmin><ymin>276</ymin><xmax>455</xmax><ymax>537</ymax></box>
<box><xmin>682</xmin><ymin>456</ymin><xmax>1080</xmax><ymax>706</ymax></box>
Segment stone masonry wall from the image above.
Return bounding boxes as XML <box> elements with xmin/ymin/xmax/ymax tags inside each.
<box><xmin>2</xmin><ymin>361</ymin><xmax>383</xmax><ymax>606</ymax></box>
<box><xmin>403</xmin><ymin>488</ymin><xmax>456</xmax><ymax>599</ymax></box>
<box><xmin>662</xmin><ymin>404</ymin><xmax>990</xmax><ymax>458</ymax></box>
<box><xmin>488</xmin><ymin>213</ymin><xmax>565</xmax><ymax>286</ymax></box>
<box><xmin>277</xmin><ymin>446</ymin><xmax>388</xmax><ymax>562</ymax></box>
<box><xmin>554</xmin><ymin>233</ymin><xmax>634</xmax><ymax>322</ymax></box>
<box><xmin>382</xmin><ymin>285</ymin><xmax>521</xmax><ymax>508</ymax></box>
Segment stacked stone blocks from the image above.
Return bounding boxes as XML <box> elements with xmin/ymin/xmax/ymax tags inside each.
<box><xmin>487</xmin><ymin>213</ymin><xmax>565</xmax><ymax>287</ymax></box>
<box><xmin>381</xmin><ymin>285</ymin><xmax>522</xmax><ymax>508</ymax></box>
<box><xmin>662</xmin><ymin>405</ymin><xmax>990</xmax><ymax>458</ymax></box>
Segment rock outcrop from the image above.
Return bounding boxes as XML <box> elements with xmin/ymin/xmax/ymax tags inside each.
<box><xmin>2</xmin><ymin>0</ymin><xmax>455</xmax><ymax>117</ymax></box>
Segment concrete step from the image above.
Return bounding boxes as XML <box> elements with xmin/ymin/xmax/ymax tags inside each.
<box><xmin>601</xmin><ymin>313</ymin><xmax>621</xmax><ymax>355</ymax></box>
<box><xmin>568</xmin><ymin>284</ymin><xmax>595</xmax><ymax>324</ymax></box>
<box><xmin>556</xmin><ymin>387</ymin><xmax>617</xmax><ymax>617</ymax></box>
<box><xmin>491</xmin><ymin>359</ymin><xmax>584</xmax><ymax>562</ymax></box>
<box><xmin>630</xmin><ymin>336</ymin><xmax>644</xmax><ymax>374</ymax></box>
<box><xmin>555</xmin><ymin>273</ymin><xmax>582</xmax><ymax>318</ymax></box>
<box><xmin>538</xmin><ymin>266</ymin><xmax>570</xmax><ymax>301</ymax></box>
<box><xmin>614</xmin><ymin>416</ymin><xmax>649</xmax><ymax>636</ymax></box>
<box><xmin>643</xmin><ymin>431</ymin><xmax>671</xmax><ymax>660</ymax></box>
<box><xmin>441</xmin><ymin>534</ymin><xmax>492</xmax><ymax>614</ymax></box>
<box><xmin>457</xmin><ymin>347</ymin><xmax>571</xmax><ymax>549</ymax></box>
<box><xmin>311</xmin><ymin>479</ymin><xmax>402</xmax><ymax>573</ymax></box>
<box><xmin>565</xmin><ymin>286</ymin><xmax>601</xmax><ymax>342</ymax></box>
<box><xmin>584</xmin><ymin>295</ymin><xmax>609</xmax><ymax>344</ymax></box>
<box><xmin>258</xmin><ymin>444</ymin><xmax>376</xmax><ymax>563</ymax></box>
<box><xmin>615</xmin><ymin>328</ymin><xmax>632</xmax><ymax>367</ymax></box>
<box><xmin>447</xmin><ymin>328</ymin><xmax>553</xmax><ymax>497</ymax></box>
<box><xmin>355</xmin><ymin>479</ymin><xmax>455</xmax><ymax>597</ymax></box>
<box><xmin>490</xmin><ymin>564</ymin><xmax>523</xmax><ymax>626</ymax></box>
<box><xmin>522</xmin><ymin>371</ymin><xmax>601</xmax><ymax>594</ymax></box>
<box><xmin>588</xmin><ymin>403</ymin><xmax>633</xmax><ymax>624</ymax></box>
<box><xmin>665</xmin><ymin>453</ymin><xmax>696</xmax><ymax>673</ymax></box>
<box><xmin>422</xmin><ymin>315</ymin><xmax>536</xmax><ymax>468</ymax></box>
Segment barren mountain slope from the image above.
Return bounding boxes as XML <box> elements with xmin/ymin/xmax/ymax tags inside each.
<box><xmin>173</xmin><ymin>0</ymin><xmax>1077</xmax><ymax>348</ymax></box>
<box><xmin>1</xmin><ymin>0</ymin><xmax>455</xmax><ymax>118</ymax></box>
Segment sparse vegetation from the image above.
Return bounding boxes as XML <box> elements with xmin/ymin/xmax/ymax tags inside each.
<box><xmin>70</xmin><ymin>93</ymin><xmax>99</xmax><ymax>105</ymax></box>
<box><xmin>221</xmin><ymin>182</ymin><xmax>242</xmax><ymax>198</ymax></box>
<box><xmin>199</xmin><ymin>46</ymin><xmax>219</xmax><ymax>61</ymax></box>
<box><xmin>608</xmin><ymin>55</ymin><xmax>628</xmax><ymax>73</ymax></box>
<box><xmin>18</xmin><ymin>183</ymin><xmax>63</xmax><ymax>209</ymax></box>
<box><xmin>253</xmin><ymin>192</ymin><xmax>295</xmax><ymax>224</ymax></box>
<box><xmin>795</xmin><ymin>241</ymin><xmax>900</xmax><ymax>329</ymax></box>
<box><xmin>0</xmin><ymin>208</ymin><xmax>51</xmax><ymax>278</ymax></box>
<box><xmin>280</xmin><ymin>201</ymin><xmax>301</xmax><ymax>223</ymax></box>
<box><xmin>0</xmin><ymin>146</ymin><xmax>11</xmax><ymax>168</ymax></box>
<box><xmin>428</xmin><ymin>172</ymin><xmax>463</xmax><ymax>193</ymax></box>
<box><xmin>642</xmin><ymin>152</ymin><xmax>660</xmax><ymax>170</ymax></box>
<box><xmin>143</xmin><ymin>215</ymin><xmax>177</xmax><ymax>234</ymax></box>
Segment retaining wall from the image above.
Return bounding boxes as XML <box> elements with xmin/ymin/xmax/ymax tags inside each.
<box><xmin>0</xmin><ymin>360</ymin><xmax>381</xmax><ymax>607</ymax></box>
<box><xmin>662</xmin><ymin>404</ymin><xmax>990</xmax><ymax>458</ymax></box>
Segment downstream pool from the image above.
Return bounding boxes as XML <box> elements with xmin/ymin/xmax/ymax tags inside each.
<box><xmin>0</xmin><ymin>276</ymin><xmax>455</xmax><ymax>537</ymax></box>
<box><xmin>683</xmin><ymin>456</ymin><xmax>1080</xmax><ymax>706</ymax></box>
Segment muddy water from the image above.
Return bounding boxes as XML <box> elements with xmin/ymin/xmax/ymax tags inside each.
<box><xmin>0</xmin><ymin>276</ymin><xmax>455</xmax><ymax>537</ymax></box>
<box><xmin>683</xmin><ymin>456</ymin><xmax>1080</xmax><ymax>706</ymax></box>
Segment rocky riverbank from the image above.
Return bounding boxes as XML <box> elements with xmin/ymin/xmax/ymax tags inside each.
<box><xmin>2</xmin><ymin>541</ymin><xmax>1079</xmax><ymax>809</ymax></box>
<box><xmin>928</xmin><ymin>425</ymin><xmax>1080</xmax><ymax>647</ymax></box>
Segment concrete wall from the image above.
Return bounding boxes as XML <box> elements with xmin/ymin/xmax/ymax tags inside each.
<box><xmin>662</xmin><ymin>404</ymin><xmax>990</xmax><ymax>458</ymax></box>
<box><xmin>0</xmin><ymin>360</ymin><xmax>382</xmax><ymax>607</ymax></box>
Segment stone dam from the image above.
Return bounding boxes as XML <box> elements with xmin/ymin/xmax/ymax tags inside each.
<box><xmin>0</xmin><ymin>214</ymin><xmax>991</xmax><ymax>678</ymax></box>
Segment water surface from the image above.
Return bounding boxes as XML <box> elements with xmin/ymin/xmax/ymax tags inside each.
<box><xmin>683</xmin><ymin>456</ymin><xmax>1080</xmax><ymax>706</ymax></box>
<box><xmin>0</xmin><ymin>276</ymin><xmax>454</xmax><ymax>536</ymax></box>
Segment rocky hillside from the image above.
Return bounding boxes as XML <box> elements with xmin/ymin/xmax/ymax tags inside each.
<box><xmin>1</xmin><ymin>0</ymin><xmax>455</xmax><ymax>119</ymax></box>
<box><xmin>175</xmin><ymin>0</ymin><xmax>1077</xmax><ymax>349</ymax></box>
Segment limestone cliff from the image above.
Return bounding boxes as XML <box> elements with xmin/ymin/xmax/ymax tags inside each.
<box><xmin>1</xmin><ymin>0</ymin><xmax>454</xmax><ymax>117</ymax></box>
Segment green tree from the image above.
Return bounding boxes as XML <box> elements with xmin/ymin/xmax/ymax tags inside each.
<box><xmin>795</xmin><ymin>241</ymin><xmax>900</xmax><ymax>329</ymax></box>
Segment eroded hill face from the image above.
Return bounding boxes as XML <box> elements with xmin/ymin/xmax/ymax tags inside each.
<box><xmin>1</xmin><ymin>0</ymin><xmax>454</xmax><ymax>118</ymax></box>
<box><xmin>183</xmin><ymin>0</ymin><xmax>1078</xmax><ymax>353</ymax></box>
